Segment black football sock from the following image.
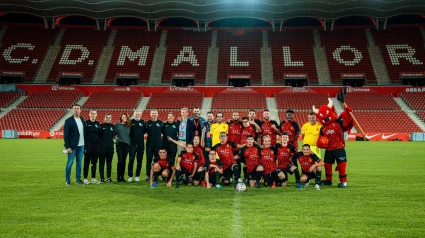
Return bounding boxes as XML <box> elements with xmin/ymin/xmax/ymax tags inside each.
<box><xmin>243</xmin><ymin>167</ymin><xmax>248</xmax><ymax>180</ymax></box>
<box><xmin>316</xmin><ymin>171</ymin><xmax>322</xmax><ymax>185</ymax></box>
<box><xmin>255</xmin><ymin>171</ymin><xmax>262</xmax><ymax>184</ymax></box>
<box><xmin>233</xmin><ymin>165</ymin><xmax>241</xmax><ymax>183</ymax></box>
<box><xmin>153</xmin><ymin>171</ymin><xmax>160</xmax><ymax>182</ymax></box>
<box><xmin>196</xmin><ymin>171</ymin><xmax>204</xmax><ymax>181</ymax></box>
<box><xmin>294</xmin><ymin>168</ymin><xmax>301</xmax><ymax>183</ymax></box>
<box><xmin>215</xmin><ymin>173</ymin><xmax>221</xmax><ymax>184</ymax></box>
<box><xmin>176</xmin><ymin>170</ymin><xmax>181</xmax><ymax>183</ymax></box>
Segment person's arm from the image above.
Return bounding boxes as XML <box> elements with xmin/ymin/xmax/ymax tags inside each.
<box><xmin>249</xmin><ymin>121</ymin><xmax>261</xmax><ymax>133</ymax></box>
<box><xmin>167</xmin><ymin>166</ymin><xmax>176</xmax><ymax>187</ymax></box>
<box><xmin>200</xmin><ymin>127</ymin><xmax>206</xmax><ymax>148</ymax></box>
<box><xmin>272</xmin><ymin>121</ymin><xmax>282</xmax><ymax>135</ymax></box>
<box><xmin>175</xmin><ymin>156</ymin><xmax>181</xmax><ymax>171</ymax></box>
<box><xmin>309</xmin><ymin>154</ymin><xmax>324</xmax><ymax>173</ymax></box>
<box><xmin>301</xmin><ymin>124</ymin><xmax>306</xmax><ymax>140</ymax></box>
<box><xmin>205</xmin><ymin>170</ymin><xmax>210</xmax><ymax>188</ymax></box>
<box><xmin>190</xmin><ymin>162</ymin><xmax>198</xmax><ymax>178</ymax></box>
<box><xmin>64</xmin><ymin>119</ymin><xmax>72</xmax><ymax>152</ymax></box>
<box><xmin>168</xmin><ymin>136</ymin><xmax>185</xmax><ymax>148</ymax></box>
<box><xmin>292</xmin><ymin>122</ymin><xmax>300</xmax><ymax>141</ymax></box>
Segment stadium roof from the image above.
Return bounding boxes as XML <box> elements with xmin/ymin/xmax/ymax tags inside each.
<box><xmin>1</xmin><ymin>0</ymin><xmax>425</xmax><ymax>22</ymax></box>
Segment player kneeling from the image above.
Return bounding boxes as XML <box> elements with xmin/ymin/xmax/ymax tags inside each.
<box><xmin>175</xmin><ymin>143</ymin><xmax>198</xmax><ymax>188</ymax></box>
<box><xmin>150</xmin><ymin>147</ymin><xmax>176</xmax><ymax>188</ymax></box>
<box><xmin>204</xmin><ymin>150</ymin><xmax>224</xmax><ymax>189</ymax></box>
<box><xmin>275</xmin><ymin>133</ymin><xmax>302</xmax><ymax>189</ymax></box>
<box><xmin>296</xmin><ymin>144</ymin><xmax>324</xmax><ymax>190</ymax></box>
<box><xmin>234</xmin><ymin>135</ymin><xmax>263</xmax><ymax>189</ymax></box>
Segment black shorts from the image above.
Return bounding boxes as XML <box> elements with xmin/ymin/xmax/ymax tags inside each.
<box><xmin>223</xmin><ymin>167</ymin><xmax>232</xmax><ymax>181</ymax></box>
<box><xmin>324</xmin><ymin>148</ymin><xmax>347</xmax><ymax>164</ymax></box>
<box><xmin>302</xmin><ymin>172</ymin><xmax>316</xmax><ymax>180</ymax></box>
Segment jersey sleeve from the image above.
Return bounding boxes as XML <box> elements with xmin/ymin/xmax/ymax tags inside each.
<box><xmin>217</xmin><ymin>160</ymin><xmax>223</xmax><ymax>168</ymax></box>
<box><xmin>288</xmin><ymin>144</ymin><xmax>297</xmax><ymax>153</ymax></box>
<box><xmin>293</xmin><ymin>122</ymin><xmax>300</xmax><ymax>134</ymax></box>
<box><xmin>194</xmin><ymin>154</ymin><xmax>199</xmax><ymax>163</ymax></box>
<box><xmin>229</xmin><ymin>141</ymin><xmax>236</xmax><ymax>148</ymax></box>
<box><xmin>236</xmin><ymin>147</ymin><xmax>246</xmax><ymax>159</ymax></box>
<box><xmin>211</xmin><ymin>143</ymin><xmax>220</xmax><ymax>151</ymax></box>
<box><xmin>311</xmin><ymin>153</ymin><xmax>321</xmax><ymax>163</ymax></box>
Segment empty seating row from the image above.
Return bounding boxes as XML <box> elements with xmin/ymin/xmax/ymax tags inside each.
<box><xmin>146</xmin><ymin>91</ymin><xmax>203</xmax><ymax>109</ymax></box>
<box><xmin>83</xmin><ymin>92</ymin><xmax>143</xmax><ymax>109</ymax></box>
<box><xmin>212</xmin><ymin>91</ymin><xmax>267</xmax><ymax>109</ymax></box>
<box><xmin>0</xmin><ymin>109</ymin><xmax>66</xmax><ymax>130</ymax></box>
<box><xmin>275</xmin><ymin>93</ymin><xmax>329</xmax><ymax>110</ymax></box>
<box><xmin>0</xmin><ymin>92</ymin><xmax>21</xmax><ymax>107</ymax></box>
<box><xmin>18</xmin><ymin>92</ymin><xmax>81</xmax><ymax>108</ymax></box>
<box><xmin>352</xmin><ymin>111</ymin><xmax>422</xmax><ymax>133</ymax></box>
<box><xmin>345</xmin><ymin>93</ymin><xmax>400</xmax><ymax>110</ymax></box>
<box><xmin>401</xmin><ymin>93</ymin><xmax>425</xmax><ymax>110</ymax></box>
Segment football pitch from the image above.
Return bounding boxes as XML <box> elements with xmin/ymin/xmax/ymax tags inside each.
<box><xmin>0</xmin><ymin>140</ymin><xmax>424</xmax><ymax>237</ymax></box>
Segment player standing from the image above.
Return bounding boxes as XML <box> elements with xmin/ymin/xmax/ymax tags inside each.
<box><xmin>260</xmin><ymin>110</ymin><xmax>280</xmax><ymax>146</ymax></box>
<box><xmin>210</xmin><ymin>112</ymin><xmax>228</xmax><ymax>147</ymax></box>
<box><xmin>280</xmin><ymin>109</ymin><xmax>301</xmax><ymax>150</ymax></box>
<box><xmin>301</xmin><ymin>112</ymin><xmax>322</xmax><ymax>159</ymax></box>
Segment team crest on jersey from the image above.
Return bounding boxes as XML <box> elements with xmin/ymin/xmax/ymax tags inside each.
<box><xmin>156</xmin><ymin>123</ymin><xmax>161</xmax><ymax>127</ymax></box>
<box><xmin>110</xmin><ymin>127</ymin><xmax>113</xmax><ymax>131</ymax></box>
<box><xmin>95</xmin><ymin>124</ymin><xmax>98</xmax><ymax>128</ymax></box>
<box><xmin>139</xmin><ymin>123</ymin><xmax>142</xmax><ymax>126</ymax></box>
<box><xmin>172</xmin><ymin>125</ymin><xmax>176</xmax><ymax>128</ymax></box>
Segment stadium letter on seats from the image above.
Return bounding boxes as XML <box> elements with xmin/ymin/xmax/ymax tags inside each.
<box><xmin>332</xmin><ymin>46</ymin><xmax>363</xmax><ymax>66</ymax></box>
<box><xmin>117</xmin><ymin>46</ymin><xmax>149</xmax><ymax>66</ymax></box>
<box><xmin>282</xmin><ymin>46</ymin><xmax>304</xmax><ymax>66</ymax></box>
<box><xmin>230</xmin><ymin>47</ymin><xmax>249</xmax><ymax>66</ymax></box>
<box><xmin>59</xmin><ymin>45</ymin><xmax>90</xmax><ymax>65</ymax></box>
<box><xmin>3</xmin><ymin>43</ymin><xmax>35</xmax><ymax>64</ymax></box>
<box><xmin>386</xmin><ymin>44</ymin><xmax>423</xmax><ymax>65</ymax></box>
<box><xmin>171</xmin><ymin>46</ymin><xmax>199</xmax><ymax>66</ymax></box>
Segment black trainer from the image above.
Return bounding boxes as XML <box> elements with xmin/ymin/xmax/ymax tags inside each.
<box><xmin>106</xmin><ymin>178</ymin><xmax>113</xmax><ymax>183</ymax></box>
<box><xmin>255</xmin><ymin>182</ymin><xmax>261</xmax><ymax>189</ymax></box>
<box><xmin>321</xmin><ymin>180</ymin><xmax>333</xmax><ymax>186</ymax></box>
<box><xmin>76</xmin><ymin>180</ymin><xmax>84</xmax><ymax>185</ymax></box>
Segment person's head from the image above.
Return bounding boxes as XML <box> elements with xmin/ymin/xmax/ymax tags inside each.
<box><xmin>72</xmin><ymin>104</ymin><xmax>81</xmax><ymax>117</ymax></box>
<box><xmin>308</xmin><ymin>112</ymin><xmax>316</xmax><ymax>125</ymax></box>
<box><xmin>89</xmin><ymin>109</ymin><xmax>97</xmax><ymax>121</ymax></box>
<box><xmin>134</xmin><ymin>110</ymin><xmax>142</xmax><ymax>120</ymax></box>
<box><xmin>302</xmin><ymin>144</ymin><xmax>311</xmax><ymax>155</ymax></box>
<box><xmin>242</xmin><ymin>116</ymin><xmax>249</xmax><ymax>128</ymax></box>
<box><xmin>263</xmin><ymin>135</ymin><xmax>271</xmax><ymax>147</ymax></box>
<box><xmin>263</xmin><ymin>110</ymin><xmax>270</xmax><ymax>121</ymax></box>
<box><xmin>104</xmin><ymin>114</ymin><xmax>112</xmax><ymax>124</ymax></box>
<box><xmin>207</xmin><ymin>111</ymin><xmax>214</xmax><ymax>123</ymax></box>
<box><xmin>181</xmin><ymin>107</ymin><xmax>188</xmax><ymax>119</ymax></box>
<box><xmin>208</xmin><ymin>150</ymin><xmax>217</xmax><ymax>162</ymax></box>
<box><xmin>150</xmin><ymin>109</ymin><xmax>158</xmax><ymax>120</ymax></box>
<box><xmin>158</xmin><ymin>147</ymin><xmax>167</xmax><ymax>160</ymax></box>
<box><xmin>186</xmin><ymin>143</ymin><xmax>194</xmax><ymax>153</ymax></box>
<box><xmin>167</xmin><ymin>112</ymin><xmax>175</xmax><ymax>123</ymax></box>
<box><xmin>248</xmin><ymin>109</ymin><xmax>256</xmax><ymax>120</ymax></box>
<box><xmin>246</xmin><ymin>135</ymin><xmax>254</xmax><ymax>146</ymax></box>
<box><xmin>193</xmin><ymin>135</ymin><xmax>200</xmax><ymax>146</ymax></box>
<box><xmin>232</xmin><ymin>111</ymin><xmax>239</xmax><ymax>121</ymax></box>
<box><xmin>120</xmin><ymin>113</ymin><xmax>131</xmax><ymax>127</ymax></box>
<box><xmin>193</xmin><ymin>107</ymin><xmax>200</xmax><ymax>119</ymax></box>
<box><xmin>216</xmin><ymin>112</ymin><xmax>223</xmax><ymax>123</ymax></box>
<box><xmin>286</xmin><ymin>109</ymin><xmax>294</xmax><ymax>121</ymax></box>
<box><xmin>281</xmin><ymin>133</ymin><xmax>289</xmax><ymax>144</ymax></box>
<box><xmin>219</xmin><ymin>132</ymin><xmax>227</xmax><ymax>143</ymax></box>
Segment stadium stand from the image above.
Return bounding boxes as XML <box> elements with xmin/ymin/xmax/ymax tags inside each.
<box><xmin>268</xmin><ymin>30</ymin><xmax>318</xmax><ymax>84</ymax></box>
<box><xmin>0</xmin><ymin>27</ymin><xmax>58</xmax><ymax>82</ymax></box>
<box><xmin>0</xmin><ymin>109</ymin><xmax>66</xmax><ymax>130</ymax></box>
<box><xmin>162</xmin><ymin>31</ymin><xmax>211</xmax><ymax>84</ymax></box>
<box><xmin>213</xmin><ymin>110</ymin><xmax>265</xmax><ymax>121</ymax></box>
<box><xmin>352</xmin><ymin>111</ymin><xmax>422</xmax><ymax>133</ymax></box>
<box><xmin>82</xmin><ymin>92</ymin><xmax>143</xmax><ymax>109</ymax></box>
<box><xmin>320</xmin><ymin>29</ymin><xmax>376</xmax><ymax>84</ymax></box>
<box><xmin>145</xmin><ymin>90</ymin><xmax>203</xmax><ymax>109</ymax></box>
<box><xmin>17</xmin><ymin>92</ymin><xmax>81</xmax><ymax>109</ymax></box>
<box><xmin>345</xmin><ymin>93</ymin><xmax>400</xmax><ymax>110</ymax></box>
<box><xmin>278</xmin><ymin>109</ymin><xmax>311</xmax><ymax>124</ymax></box>
<box><xmin>216</xmin><ymin>31</ymin><xmax>262</xmax><ymax>84</ymax></box>
<box><xmin>417</xmin><ymin>111</ymin><xmax>425</xmax><ymax>122</ymax></box>
<box><xmin>401</xmin><ymin>93</ymin><xmax>425</xmax><ymax>110</ymax></box>
<box><xmin>275</xmin><ymin>92</ymin><xmax>329</xmax><ymax>110</ymax></box>
<box><xmin>0</xmin><ymin>92</ymin><xmax>21</xmax><ymax>107</ymax></box>
<box><xmin>48</xmin><ymin>29</ymin><xmax>110</xmax><ymax>83</ymax></box>
<box><xmin>105</xmin><ymin>30</ymin><xmax>161</xmax><ymax>83</ymax></box>
<box><xmin>212</xmin><ymin>90</ymin><xmax>266</xmax><ymax>109</ymax></box>
<box><xmin>373</xmin><ymin>28</ymin><xmax>425</xmax><ymax>84</ymax></box>
<box><xmin>80</xmin><ymin>109</ymin><xmax>134</xmax><ymax>124</ymax></box>
<box><xmin>141</xmin><ymin>109</ymin><xmax>190</xmax><ymax>121</ymax></box>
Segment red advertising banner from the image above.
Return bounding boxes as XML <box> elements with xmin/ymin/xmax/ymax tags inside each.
<box><xmin>1</xmin><ymin>71</ymin><xmax>25</xmax><ymax>76</ymax></box>
<box><xmin>228</xmin><ymin>74</ymin><xmax>251</xmax><ymax>79</ymax></box>
<box><xmin>341</xmin><ymin>73</ymin><xmax>366</xmax><ymax>78</ymax></box>
<box><xmin>115</xmin><ymin>73</ymin><xmax>140</xmax><ymax>77</ymax></box>
<box><xmin>399</xmin><ymin>72</ymin><xmax>425</xmax><ymax>77</ymax></box>
<box><xmin>283</xmin><ymin>73</ymin><xmax>308</xmax><ymax>78</ymax></box>
<box><xmin>172</xmin><ymin>73</ymin><xmax>196</xmax><ymax>78</ymax></box>
<box><xmin>59</xmin><ymin>72</ymin><xmax>84</xmax><ymax>76</ymax></box>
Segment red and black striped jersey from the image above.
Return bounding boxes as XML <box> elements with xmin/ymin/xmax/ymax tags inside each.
<box><xmin>261</xmin><ymin>147</ymin><xmax>277</xmax><ymax>175</ymax></box>
<box><xmin>275</xmin><ymin>143</ymin><xmax>297</xmax><ymax>169</ymax></box>
<box><xmin>212</xmin><ymin>142</ymin><xmax>236</xmax><ymax>170</ymax></box>
<box><xmin>178</xmin><ymin>151</ymin><xmax>198</xmax><ymax>173</ymax></box>
<box><xmin>237</xmin><ymin>144</ymin><xmax>262</xmax><ymax>173</ymax></box>
<box><xmin>296</xmin><ymin>152</ymin><xmax>321</xmax><ymax>173</ymax></box>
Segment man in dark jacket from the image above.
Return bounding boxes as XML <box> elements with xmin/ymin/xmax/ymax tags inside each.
<box><xmin>128</xmin><ymin>110</ymin><xmax>145</xmax><ymax>182</ymax></box>
<box><xmin>64</xmin><ymin>104</ymin><xmax>86</xmax><ymax>186</ymax></box>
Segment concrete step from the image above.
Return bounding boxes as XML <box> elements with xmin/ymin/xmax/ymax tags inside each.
<box><xmin>51</xmin><ymin>110</ymin><xmax>73</xmax><ymax>131</ymax></box>
<box><xmin>136</xmin><ymin>97</ymin><xmax>150</xmax><ymax>111</ymax></box>
<box><xmin>200</xmin><ymin>97</ymin><xmax>213</xmax><ymax>118</ymax></box>
<box><xmin>394</xmin><ymin>98</ymin><xmax>425</xmax><ymax>132</ymax></box>
<box><xmin>266</xmin><ymin>97</ymin><xmax>280</xmax><ymax>123</ymax></box>
<box><xmin>0</xmin><ymin>95</ymin><xmax>27</xmax><ymax>119</ymax></box>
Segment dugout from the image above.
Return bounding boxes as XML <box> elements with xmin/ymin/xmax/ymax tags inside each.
<box><xmin>341</xmin><ymin>73</ymin><xmax>365</xmax><ymax>87</ymax></box>
<box><xmin>283</xmin><ymin>73</ymin><xmax>308</xmax><ymax>87</ymax></box>
<box><xmin>171</xmin><ymin>73</ymin><xmax>195</xmax><ymax>86</ymax></box>
<box><xmin>58</xmin><ymin>72</ymin><xmax>82</xmax><ymax>85</ymax></box>
<box><xmin>115</xmin><ymin>73</ymin><xmax>139</xmax><ymax>86</ymax></box>
<box><xmin>228</xmin><ymin>74</ymin><xmax>251</xmax><ymax>87</ymax></box>
<box><xmin>0</xmin><ymin>71</ymin><xmax>24</xmax><ymax>84</ymax></box>
<box><xmin>400</xmin><ymin>73</ymin><xmax>425</xmax><ymax>86</ymax></box>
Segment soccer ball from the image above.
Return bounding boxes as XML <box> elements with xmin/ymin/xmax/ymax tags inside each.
<box><xmin>235</xmin><ymin>182</ymin><xmax>246</xmax><ymax>192</ymax></box>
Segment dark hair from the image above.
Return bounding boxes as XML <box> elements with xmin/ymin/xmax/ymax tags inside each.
<box><xmin>309</xmin><ymin>112</ymin><xmax>315</xmax><ymax>116</ymax></box>
<box><xmin>159</xmin><ymin>147</ymin><xmax>167</xmax><ymax>151</ymax></box>
<box><xmin>193</xmin><ymin>107</ymin><xmax>200</xmax><ymax>110</ymax></box>
<box><xmin>281</xmin><ymin>132</ymin><xmax>289</xmax><ymax>137</ymax></box>
<box><xmin>246</xmin><ymin>135</ymin><xmax>254</xmax><ymax>139</ymax></box>
<box><xmin>242</xmin><ymin>116</ymin><xmax>249</xmax><ymax>121</ymax></box>
<box><xmin>249</xmin><ymin>109</ymin><xmax>255</xmax><ymax>113</ymax></box>
<box><xmin>167</xmin><ymin>112</ymin><xmax>174</xmax><ymax>116</ymax></box>
<box><xmin>186</xmin><ymin>142</ymin><xmax>194</xmax><ymax>147</ymax></box>
<box><xmin>207</xmin><ymin>111</ymin><xmax>214</xmax><ymax>115</ymax></box>
<box><xmin>73</xmin><ymin>104</ymin><xmax>81</xmax><ymax>109</ymax></box>
<box><xmin>287</xmin><ymin>109</ymin><xmax>294</xmax><ymax>114</ymax></box>
<box><xmin>302</xmin><ymin>144</ymin><xmax>311</xmax><ymax>148</ymax></box>
<box><xmin>264</xmin><ymin>109</ymin><xmax>270</xmax><ymax>112</ymax></box>
<box><xmin>219</xmin><ymin>132</ymin><xmax>227</xmax><ymax>136</ymax></box>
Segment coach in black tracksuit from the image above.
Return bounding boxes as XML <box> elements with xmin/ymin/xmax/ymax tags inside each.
<box><xmin>162</xmin><ymin>112</ymin><xmax>179</xmax><ymax>163</ymax></box>
<box><xmin>84</xmin><ymin>113</ymin><xmax>101</xmax><ymax>183</ymax></box>
<box><xmin>145</xmin><ymin>110</ymin><xmax>163</xmax><ymax>181</ymax></box>
<box><xmin>128</xmin><ymin>115</ymin><xmax>145</xmax><ymax>180</ymax></box>
<box><xmin>99</xmin><ymin>115</ymin><xmax>114</xmax><ymax>183</ymax></box>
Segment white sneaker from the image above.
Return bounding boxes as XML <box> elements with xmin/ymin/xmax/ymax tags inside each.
<box><xmin>83</xmin><ymin>179</ymin><xmax>90</xmax><ymax>185</ymax></box>
<box><xmin>91</xmin><ymin>178</ymin><xmax>100</xmax><ymax>184</ymax></box>
<box><xmin>135</xmin><ymin>177</ymin><xmax>140</xmax><ymax>182</ymax></box>
<box><xmin>304</xmin><ymin>180</ymin><xmax>310</xmax><ymax>188</ymax></box>
<box><xmin>128</xmin><ymin>177</ymin><xmax>133</xmax><ymax>182</ymax></box>
<box><xmin>315</xmin><ymin>184</ymin><xmax>320</xmax><ymax>190</ymax></box>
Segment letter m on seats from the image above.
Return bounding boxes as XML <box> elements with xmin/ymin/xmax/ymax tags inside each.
<box><xmin>117</xmin><ymin>46</ymin><xmax>149</xmax><ymax>66</ymax></box>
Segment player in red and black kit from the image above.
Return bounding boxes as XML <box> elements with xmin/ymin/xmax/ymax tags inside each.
<box><xmin>296</xmin><ymin>144</ymin><xmax>323</xmax><ymax>190</ymax></box>
<box><xmin>260</xmin><ymin>135</ymin><xmax>277</xmax><ymax>188</ymax></box>
<box><xmin>239</xmin><ymin>117</ymin><xmax>261</xmax><ymax>182</ymax></box>
<box><xmin>280</xmin><ymin>109</ymin><xmax>300</xmax><ymax>149</ymax></box>
<box><xmin>228</xmin><ymin>111</ymin><xmax>243</xmax><ymax>154</ymax></box>
<box><xmin>275</xmin><ymin>133</ymin><xmax>302</xmax><ymax>189</ymax></box>
<box><xmin>212</xmin><ymin>132</ymin><xmax>240</xmax><ymax>187</ymax></box>
<box><xmin>150</xmin><ymin>147</ymin><xmax>176</xmax><ymax>188</ymax></box>
<box><xmin>234</xmin><ymin>135</ymin><xmax>263</xmax><ymax>188</ymax></box>
<box><xmin>175</xmin><ymin>143</ymin><xmax>198</xmax><ymax>188</ymax></box>
<box><xmin>248</xmin><ymin>109</ymin><xmax>263</xmax><ymax>144</ymax></box>
<box><xmin>260</xmin><ymin>110</ymin><xmax>281</xmax><ymax>146</ymax></box>
<box><xmin>203</xmin><ymin>150</ymin><xmax>223</xmax><ymax>189</ymax></box>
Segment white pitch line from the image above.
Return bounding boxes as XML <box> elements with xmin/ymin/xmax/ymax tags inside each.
<box><xmin>232</xmin><ymin>195</ymin><xmax>243</xmax><ymax>238</ymax></box>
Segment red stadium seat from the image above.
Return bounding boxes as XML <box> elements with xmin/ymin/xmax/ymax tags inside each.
<box><xmin>0</xmin><ymin>92</ymin><xmax>21</xmax><ymax>107</ymax></box>
<box><xmin>0</xmin><ymin>109</ymin><xmax>66</xmax><ymax>130</ymax></box>
<box><xmin>18</xmin><ymin>92</ymin><xmax>81</xmax><ymax>109</ymax></box>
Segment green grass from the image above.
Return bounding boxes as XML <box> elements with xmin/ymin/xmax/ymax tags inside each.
<box><xmin>0</xmin><ymin>140</ymin><xmax>424</xmax><ymax>237</ymax></box>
